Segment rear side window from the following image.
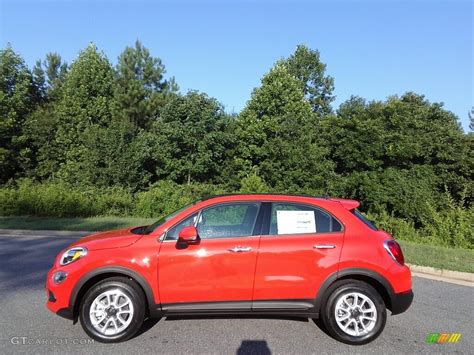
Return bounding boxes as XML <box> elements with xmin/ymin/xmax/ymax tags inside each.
<box><xmin>352</xmin><ymin>209</ymin><xmax>377</xmax><ymax>231</ymax></box>
<box><xmin>270</xmin><ymin>203</ymin><xmax>342</xmax><ymax>235</ymax></box>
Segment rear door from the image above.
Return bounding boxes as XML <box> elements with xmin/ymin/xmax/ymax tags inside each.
<box><xmin>158</xmin><ymin>202</ymin><xmax>262</xmax><ymax>310</ymax></box>
<box><xmin>252</xmin><ymin>202</ymin><xmax>344</xmax><ymax>309</ymax></box>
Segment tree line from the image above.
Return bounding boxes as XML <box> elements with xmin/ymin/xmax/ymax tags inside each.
<box><xmin>0</xmin><ymin>41</ymin><xmax>472</xmax><ymax>247</ymax></box>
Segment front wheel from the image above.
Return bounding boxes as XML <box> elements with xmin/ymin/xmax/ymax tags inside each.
<box><xmin>321</xmin><ymin>280</ymin><xmax>387</xmax><ymax>345</ymax></box>
<box><xmin>79</xmin><ymin>277</ymin><xmax>145</xmax><ymax>343</ymax></box>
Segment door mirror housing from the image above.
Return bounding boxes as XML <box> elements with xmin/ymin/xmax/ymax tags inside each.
<box><xmin>178</xmin><ymin>226</ymin><xmax>199</xmax><ymax>243</ymax></box>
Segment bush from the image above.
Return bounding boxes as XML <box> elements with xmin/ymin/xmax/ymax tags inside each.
<box><xmin>367</xmin><ymin>198</ymin><xmax>473</xmax><ymax>249</ymax></box>
<box><xmin>0</xmin><ymin>179</ymin><xmax>133</xmax><ymax>217</ymax></box>
<box><xmin>1</xmin><ymin>180</ymin><xmax>472</xmax><ymax>249</ymax></box>
<box><xmin>420</xmin><ymin>197</ymin><xmax>474</xmax><ymax>249</ymax></box>
<box><xmin>133</xmin><ymin>181</ymin><xmax>227</xmax><ymax>218</ymax></box>
<box><xmin>239</xmin><ymin>173</ymin><xmax>270</xmax><ymax>193</ymax></box>
<box><xmin>366</xmin><ymin>210</ymin><xmax>421</xmax><ymax>243</ymax></box>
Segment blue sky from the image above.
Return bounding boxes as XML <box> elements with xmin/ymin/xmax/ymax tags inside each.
<box><xmin>1</xmin><ymin>0</ymin><xmax>472</xmax><ymax>131</ymax></box>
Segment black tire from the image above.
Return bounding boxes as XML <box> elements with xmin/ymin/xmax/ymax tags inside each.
<box><xmin>79</xmin><ymin>276</ymin><xmax>145</xmax><ymax>343</ymax></box>
<box><xmin>321</xmin><ymin>280</ymin><xmax>386</xmax><ymax>345</ymax></box>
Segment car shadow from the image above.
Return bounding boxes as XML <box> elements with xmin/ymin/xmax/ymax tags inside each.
<box><xmin>312</xmin><ymin>317</ymin><xmax>331</xmax><ymax>337</ymax></box>
<box><xmin>164</xmin><ymin>314</ymin><xmax>309</xmax><ymax>322</ymax></box>
<box><xmin>237</xmin><ymin>340</ymin><xmax>272</xmax><ymax>354</ymax></box>
<box><xmin>133</xmin><ymin>317</ymin><xmax>161</xmax><ymax>338</ymax></box>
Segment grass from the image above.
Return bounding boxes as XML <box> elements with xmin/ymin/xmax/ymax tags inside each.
<box><xmin>0</xmin><ymin>216</ymin><xmax>472</xmax><ymax>273</ymax></box>
<box><xmin>398</xmin><ymin>240</ymin><xmax>474</xmax><ymax>273</ymax></box>
<box><xmin>0</xmin><ymin>216</ymin><xmax>155</xmax><ymax>232</ymax></box>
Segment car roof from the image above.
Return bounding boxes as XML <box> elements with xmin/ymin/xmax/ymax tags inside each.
<box><xmin>200</xmin><ymin>194</ymin><xmax>360</xmax><ymax>210</ymax></box>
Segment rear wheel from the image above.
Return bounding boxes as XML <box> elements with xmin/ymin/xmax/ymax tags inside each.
<box><xmin>321</xmin><ymin>280</ymin><xmax>386</xmax><ymax>345</ymax></box>
<box><xmin>79</xmin><ymin>277</ymin><xmax>145</xmax><ymax>343</ymax></box>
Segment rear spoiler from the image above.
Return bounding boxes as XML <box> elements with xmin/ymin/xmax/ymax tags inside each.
<box><xmin>329</xmin><ymin>198</ymin><xmax>360</xmax><ymax>210</ymax></box>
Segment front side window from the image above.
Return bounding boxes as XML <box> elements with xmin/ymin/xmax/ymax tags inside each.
<box><xmin>197</xmin><ymin>203</ymin><xmax>260</xmax><ymax>239</ymax></box>
<box><xmin>166</xmin><ymin>213</ymin><xmax>199</xmax><ymax>240</ymax></box>
<box><xmin>270</xmin><ymin>203</ymin><xmax>342</xmax><ymax>235</ymax></box>
<box><xmin>143</xmin><ymin>201</ymin><xmax>199</xmax><ymax>234</ymax></box>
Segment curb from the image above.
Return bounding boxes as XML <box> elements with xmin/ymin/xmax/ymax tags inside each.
<box><xmin>407</xmin><ymin>263</ymin><xmax>473</xmax><ymax>287</ymax></box>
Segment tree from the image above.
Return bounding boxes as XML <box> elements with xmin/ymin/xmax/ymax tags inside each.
<box><xmin>153</xmin><ymin>91</ymin><xmax>231</xmax><ymax>184</ymax></box>
<box><xmin>77</xmin><ymin>121</ymin><xmax>153</xmax><ymax>190</ymax></box>
<box><xmin>320</xmin><ymin>92</ymin><xmax>473</xmax><ymax>214</ymax></box>
<box><xmin>469</xmin><ymin>107</ymin><xmax>474</xmax><ymax>132</ymax></box>
<box><xmin>114</xmin><ymin>40</ymin><xmax>178</xmax><ymax>129</ymax></box>
<box><xmin>233</xmin><ymin>63</ymin><xmax>333</xmax><ymax>193</ymax></box>
<box><xmin>0</xmin><ymin>45</ymin><xmax>39</xmax><ymax>183</ymax></box>
<box><xmin>22</xmin><ymin>53</ymin><xmax>68</xmax><ymax>179</ymax></box>
<box><xmin>32</xmin><ymin>53</ymin><xmax>68</xmax><ymax>101</ymax></box>
<box><xmin>282</xmin><ymin>45</ymin><xmax>335</xmax><ymax>116</ymax></box>
<box><xmin>54</xmin><ymin>44</ymin><xmax>117</xmax><ymax>184</ymax></box>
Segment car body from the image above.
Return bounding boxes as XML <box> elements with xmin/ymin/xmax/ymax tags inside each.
<box><xmin>46</xmin><ymin>194</ymin><xmax>413</xmax><ymax>344</ymax></box>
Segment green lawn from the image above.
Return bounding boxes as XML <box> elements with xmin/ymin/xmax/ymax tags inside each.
<box><xmin>398</xmin><ymin>240</ymin><xmax>474</xmax><ymax>273</ymax></box>
<box><xmin>0</xmin><ymin>216</ymin><xmax>472</xmax><ymax>273</ymax></box>
<box><xmin>0</xmin><ymin>216</ymin><xmax>155</xmax><ymax>231</ymax></box>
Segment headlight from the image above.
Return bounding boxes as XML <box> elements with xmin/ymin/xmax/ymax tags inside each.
<box><xmin>60</xmin><ymin>247</ymin><xmax>88</xmax><ymax>266</ymax></box>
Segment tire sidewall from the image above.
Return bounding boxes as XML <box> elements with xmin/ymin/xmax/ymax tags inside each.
<box><xmin>323</xmin><ymin>281</ymin><xmax>387</xmax><ymax>345</ymax></box>
<box><xmin>80</xmin><ymin>278</ymin><xmax>145</xmax><ymax>343</ymax></box>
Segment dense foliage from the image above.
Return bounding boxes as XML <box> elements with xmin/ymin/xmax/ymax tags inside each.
<box><xmin>1</xmin><ymin>42</ymin><xmax>472</xmax><ymax>248</ymax></box>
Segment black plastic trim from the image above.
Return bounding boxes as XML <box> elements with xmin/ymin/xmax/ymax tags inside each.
<box><xmin>261</xmin><ymin>202</ymin><xmax>271</xmax><ymax>236</ymax></box>
<box><xmin>337</xmin><ymin>268</ymin><xmax>395</xmax><ymax>294</ymax></box>
<box><xmin>56</xmin><ymin>308</ymin><xmax>73</xmax><ymax>320</ymax></box>
<box><xmin>48</xmin><ymin>290</ymin><xmax>56</xmax><ymax>302</ymax></box>
<box><xmin>390</xmin><ymin>290</ymin><xmax>414</xmax><ymax>315</ymax></box>
<box><xmin>69</xmin><ymin>266</ymin><xmax>161</xmax><ymax>320</ymax></box>
<box><xmin>163</xmin><ymin>301</ymin><xmax>251</xmax><ymax>313</ymax></box>
<box><xmin>313</xmin><ymin>267</ymin><xmax>413</xmax><ymax>315</ymax></box>
<box><xmin>202</xmin><ymin>193</ymin><xmax>329</xmax><ymax>201</ymax></box>
<box><xmin>252</xmin><ymin>203</ymin><xmax>267</xmax><ymax>236</ymax></box>
<box><xmin>252</xmin><ymin>300</ymin><xmax>315</xmax><ymax>310</ymax></box>
<box><xmin>160</xmin><ymin>299</ymin><xmax>319</xmax><ymax>317</ymax></box>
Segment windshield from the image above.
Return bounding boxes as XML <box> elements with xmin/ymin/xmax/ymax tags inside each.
<box><xmin>142</xmin><ymin>201</ymin><xmax>199</xmax><ymax>235</ymax></box>
<box><xmin>352</xmin><ymin>209</ymin><xmax>378</xmax><ymax>231</ymax></box>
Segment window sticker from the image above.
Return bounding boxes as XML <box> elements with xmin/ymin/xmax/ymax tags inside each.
<box><xmin>276</xmin><ymin>210</ymin><xmax>316</xmax><ymax>234</ymax></box>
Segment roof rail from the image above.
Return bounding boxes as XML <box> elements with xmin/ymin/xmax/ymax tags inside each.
<box><xmin>201</xmin><ymin>193</ymin><xmax>330</xmax><ymax>201</ymax></box>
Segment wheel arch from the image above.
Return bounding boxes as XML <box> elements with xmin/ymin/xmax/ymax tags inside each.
<box><xmin>315</xmin><ymin>268</ymin><xmax>395</xmax><ymax>314</ymax></box>
<box><xmin>69</xmin><ymin>266</ymin><xmax>161</xmax><ymax>322</ymax></box>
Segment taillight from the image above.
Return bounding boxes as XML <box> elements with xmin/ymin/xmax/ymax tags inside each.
<box><xmin>384</xmin><ymin>240</ymin><xmax>405</xmax><ymax>265</ymax></box>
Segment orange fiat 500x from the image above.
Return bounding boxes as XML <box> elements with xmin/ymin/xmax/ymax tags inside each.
<box><xmin>46</xmin><ymin>194</ymin><xmax>413</xmax><ymax>345</ymax></box>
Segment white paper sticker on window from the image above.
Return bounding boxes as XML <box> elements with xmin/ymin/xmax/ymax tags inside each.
<box><xmin>276</xmin><ymin>210</ymin><xmax>316</xmax><ymax>235</ymax></box>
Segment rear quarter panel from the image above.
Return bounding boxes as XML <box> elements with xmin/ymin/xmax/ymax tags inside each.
<box><xmin>338</xmin><ymin>209</ymin><xmax>411</xmax><ymax>293</ymax></box>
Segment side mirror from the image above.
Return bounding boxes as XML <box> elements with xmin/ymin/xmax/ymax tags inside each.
<box><xmin>178</xmin><ymin>226</ymin><xmax>199</xmax><ymax>243</ymax></box>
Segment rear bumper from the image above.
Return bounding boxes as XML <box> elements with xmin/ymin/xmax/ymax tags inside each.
<box><xmin>390</xmin><ymin>289</ymin><xmax>413</xmax><ymax>315</ymax></box>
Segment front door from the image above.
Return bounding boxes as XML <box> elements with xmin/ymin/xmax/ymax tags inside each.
<box><xmin>158</xmin><ymin>202</ymin><xmax>262</xmax><ymax>310</ymax></box>
<box><xmin>252</xmin><ymin>202</ymin><xmax>344</xmax><ymax>309</ymax></box>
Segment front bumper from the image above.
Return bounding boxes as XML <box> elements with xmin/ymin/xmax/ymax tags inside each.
<box><xmin>390</xmin><ymin>289</ymin><xmax>414</xmax><ymax>315</ymax></box>
<box><xmin>45</xmin><ymin>267</ymin><xmax>75</xmax><ymax>320</ymax></box>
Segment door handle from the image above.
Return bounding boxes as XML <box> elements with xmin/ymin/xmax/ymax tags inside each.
<box><xmin>313</xmin><ymin>244</ymin><xmax>336</xmax><ymax>249</ymax></box>
<box><xmin>228</xmin><ymin>246</ymin><xmax>252</xmax><ymax>253</ymax></box>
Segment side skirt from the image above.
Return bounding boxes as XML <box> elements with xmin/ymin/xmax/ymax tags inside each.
<box><xmin>156</xmin><ymin>300</ymin><xmax>319</xmax><ymax>318</ymax></box>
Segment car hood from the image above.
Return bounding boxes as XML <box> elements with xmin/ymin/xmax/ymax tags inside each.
<box><xmin>69</xmin><ymin>227</ymin><xmax>143</xmax><ymax>251</ymax></box>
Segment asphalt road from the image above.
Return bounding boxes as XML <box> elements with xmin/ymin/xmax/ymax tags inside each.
<box><xmin>0</xmin><ymin>233</ymin><xmax>472</xmax><ymax>354</ymax></box>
